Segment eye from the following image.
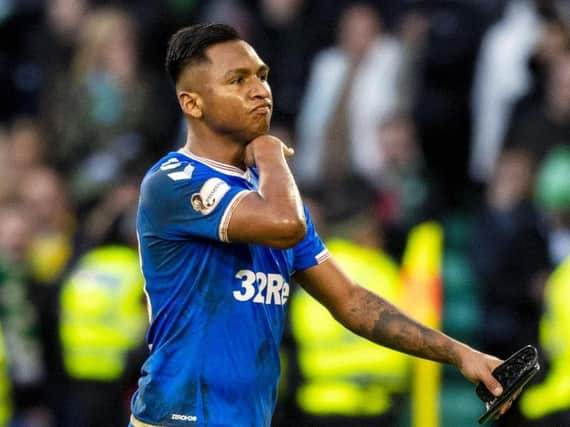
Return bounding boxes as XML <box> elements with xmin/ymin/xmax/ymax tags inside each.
<box><xmin>259</xmin><ymin>73</ymin><xmax>269</xmax><ymax>82</ymax></box>
<box><xmin>230</xmin><ymin>76</ymin><xmax>245</xmax><ymax>85</ymax></box>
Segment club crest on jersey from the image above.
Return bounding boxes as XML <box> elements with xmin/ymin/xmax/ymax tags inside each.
<box><xmin>191</xmin><ymin>177</ymin><xmax>230</xmax><ymax>215</ymax></box>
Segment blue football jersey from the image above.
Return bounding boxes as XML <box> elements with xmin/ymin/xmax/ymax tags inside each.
<box><xmin>131</xmin><ymin>149</ymin><xmax>329</xmax><ymax>427</ymax></box>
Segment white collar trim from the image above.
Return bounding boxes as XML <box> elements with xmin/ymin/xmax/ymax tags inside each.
<box><xmin>177</xmin><ymin>148</ymin><xmax>250</xmax><ymax>179</ymax></box>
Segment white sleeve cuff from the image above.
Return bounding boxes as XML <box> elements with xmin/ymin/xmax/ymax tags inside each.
<box><xmin>218</xmin><ymin>190</ymin><xmax>253</xmax><ymax>242</ymax></box>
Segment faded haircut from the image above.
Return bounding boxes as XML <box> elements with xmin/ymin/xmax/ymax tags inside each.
<box><xmin>165</xmin><ymin>23</ymin><xmax>240</xmax><ymax>85</ymax></box>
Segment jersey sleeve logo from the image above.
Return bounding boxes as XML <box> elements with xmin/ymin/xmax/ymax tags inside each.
<box><xmin>191</xmin><ymin>177</ymin><xmax>231</xmax><ymax>215</ymax></box>
<box><xmin>161</xmin><ymin>158</ymin><xmax>194</xmax><ymax>181</ymax></box>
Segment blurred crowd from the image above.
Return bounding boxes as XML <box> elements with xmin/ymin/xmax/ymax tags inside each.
<box><xmin>1</xmin><ymin>0</ymin><xmax>570</xmax><ymax>426</ymax></box>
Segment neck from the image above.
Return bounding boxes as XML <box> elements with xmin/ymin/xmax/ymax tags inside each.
<box><xmin>183</xmin><ymin>122</ymin><xmax>247</xmax><ymax>170</ymax></box>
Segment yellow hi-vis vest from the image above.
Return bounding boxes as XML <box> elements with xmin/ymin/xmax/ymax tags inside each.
<box><xmin>0</xmin><ymin>324</ymin><xmax>11</xmax><ymax>427</ymax></box>
<box><xmin>290</xmin><ymin>239</ymin><xmax>410</xmax><ymax>416</ymax></box>
<box><xmin>401</xmin><ymin>221</ymin><xmax>443</xmax><ymax>427</ymax></box>
<box><xmin>521</xmin><ymin>256</ymin><xmax>570</xmax><ymax>419</ymax></box>
<box><xmin>60</xmin><ymin>245</ymin><xmax>146</xmax><ymax>381</ymax></box>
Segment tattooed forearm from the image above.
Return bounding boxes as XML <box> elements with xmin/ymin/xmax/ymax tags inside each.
<box><xmin>345</xmin><ymin>287</ymin><xmax>459</xmax><ymax>365</ymax></box>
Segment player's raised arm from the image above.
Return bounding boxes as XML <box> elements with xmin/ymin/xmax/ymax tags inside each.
<box><xmin>294</xmin><ymin>257</ymin><xmax>508</xmax><ymax>401</ymax></box>
<box><xmin>226</xmin><ymin>134</ymin><xmax>307</xmax><ymax>249</ymax></box>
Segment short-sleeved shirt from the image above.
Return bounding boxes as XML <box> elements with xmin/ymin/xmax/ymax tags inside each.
<box><xmin>130</xmin><ymin>149</ymin><xmax>329</xmax><ymax>427</ymax></box>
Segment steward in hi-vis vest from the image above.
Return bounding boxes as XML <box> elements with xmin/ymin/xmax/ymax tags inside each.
<box><xmin>521</xmin><ymin>256</ymin><xmax>570</xmax><ymax>422</ymax></box>
<box><xmin>290</xmin><ymin>237</ymin><xmax>410</xmax><ymax>426</ymax></box>
<box><xmin>60</xmin><ymin>245</ymin><xmax>146</xmax><ymax>426</ymax></box>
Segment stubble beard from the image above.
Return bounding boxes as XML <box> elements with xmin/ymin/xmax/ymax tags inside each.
<box><xmin>240</xmin><ymin>115</ymin><xmax>271</xmax><ymax>143</ymax></box>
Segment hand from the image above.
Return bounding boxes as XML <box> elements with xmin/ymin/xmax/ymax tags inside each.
<box><xmin>456</xmin><ymin>347</ymin><xmax>516</xmax><ymax>418</ymax></box>
<box><xmin>244</xmin><ymin>135</ymin><xmax>294</xmax><ymax>167</ymax></box>
<box><xmin>457</xmin><ymin>347</ymin><xmax>503</xmax><ymax>393</ymax></box>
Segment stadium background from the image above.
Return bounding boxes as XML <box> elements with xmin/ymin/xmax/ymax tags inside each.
<box><xmin>0</xmin><ymin>0</ymin><xmax>569</xmax><ymax>426</ymax></box>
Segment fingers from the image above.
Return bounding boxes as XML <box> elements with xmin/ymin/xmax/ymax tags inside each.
<box><xmin>498</xmin><ymin>400</ymin><xmax>513</xmax><ymax>417</ymax></box>
<box><xmin>494</xmin><ymin>386</ymin><xmax>525</xmax><ymax>420</ymax></box>
<box><xmin>494</xmin><ymin>397</ymin><xmax>515</xmax><ymax>420</ymax></box>
<box><xmin>482</xmin><ymin>370</ymin><xmax>503</xmax><ymax>397</ymax></box>
<box><xmin>283</xmin><ymin>146</ymin><xmax>295</xmax><ymax>158</ymax></box>
<box><xmin>511</xmin><ymin>387</ymin><xmax>523</xmax><ymax>401</ymax></box>
<box><xmin>482</xmin><ymin>355</ymin><xmax>504</xmax><ymax>397</ymax></box>
<box><xmin>247</xmin><ymin>135</ymin><xmax>294</xmax><ymax>161</ymax></box>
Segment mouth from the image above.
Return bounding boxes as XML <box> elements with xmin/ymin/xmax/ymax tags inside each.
<box><xmin>251</xmin><ymin>102</ymin><xmax>272</xmax><ymax>115</ymax></box>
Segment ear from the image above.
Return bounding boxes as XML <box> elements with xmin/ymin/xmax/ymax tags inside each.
<box><xmin>178</xmin><ymin>91</ymin><xmax>203</xmax><ymax>119</ymax></box>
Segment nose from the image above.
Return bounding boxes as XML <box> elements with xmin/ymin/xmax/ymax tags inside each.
<box><xmin>249</xmin><ymin>77</ymin><xmax>271</xmax><ymax>100</ymax></box>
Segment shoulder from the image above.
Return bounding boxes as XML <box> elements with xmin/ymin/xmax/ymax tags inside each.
<box><xmin>142</xmin><ymin>152</ymin><xmax>211</xmax><ymax>187</ymax></box>
<box><xmin>140</xmin><ymin>152</ymin><xmax>252</xmax><ymax>219</ymax></box>
<box><xmin>140</xmin><ymin>153</ymin><xmax>213</xmax><ymax>204</ymax></box>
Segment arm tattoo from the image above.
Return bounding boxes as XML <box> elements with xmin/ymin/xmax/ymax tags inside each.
<box><xmin>348</xmin><ymin>288</ymin><xmax>458</xmax><ymax>365</ymax></box>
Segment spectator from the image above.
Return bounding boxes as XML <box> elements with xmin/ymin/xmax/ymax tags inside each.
<box><xmin>0</xmin><ymin>203</ymin><xmax>51</xmax><ymax>427</ymax></box>
<box><xmin>15</xmin><ymin>167</ymin><xmax>77</xmax><ymax>425</ymax></box>
<box><xmin>374</xmin><ymin>112</ymin><xmax>441</xmax><ymax>260</ymax></box>
<box><xmin>470</xmin><ymin>147</ymin><xmax>551</xmax><ymax>427</ymax></box>
<box><xmin>34</xmin><ymin>0</ymin><xmax>91</xmax><ymax>85</ymax></box>
<box><xmin>42</xmin><ymin>6</ymin><xmax>169</xmax><ymax>210</ymax></box>
<box><xmin>513</xmin><ymin>14</ymin><xmax>570</xmax><ymax>116</ymax></box>
<box><xmin>249</xmin><ymin>0</ymin><xmax>322</xmax><ymax>126</ymax></box>
<box><xmin>471</xmin><ymin>148</ymin><xmax>549</xmax><ymax>354</ymax></box>
<box><xmin>507</xmin><ymin>51</ymin><xmax>570</xmax><ymax>163</ymax></box>
<box><xmin>295</xmin><ymin>3</ymin><xmax>410</xmax><ymax>194</ymax></box>
<box><xmin>411</xmin><ymin>1</ymin><xmax>486</xmax><ymax>207</ymax></box>
<box><xmin>18</xmin><ymin>167</ymin><xmax>76</xmax><ymax>288</ymax></box>
<box><xmin>520</xmin><ymin>145</ymin><xmax>570</xmax><ymax>426</ymax></box>
<box><xmin>470</xmin><ymin>0</ymin><xmax>546</xmax><ymax>183</ymax></box>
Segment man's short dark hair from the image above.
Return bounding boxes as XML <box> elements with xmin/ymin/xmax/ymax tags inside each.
<box><xmin>165</xmin><ymin>23</ymin><xmax>240</xmax><ymax>85</ymax></box>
